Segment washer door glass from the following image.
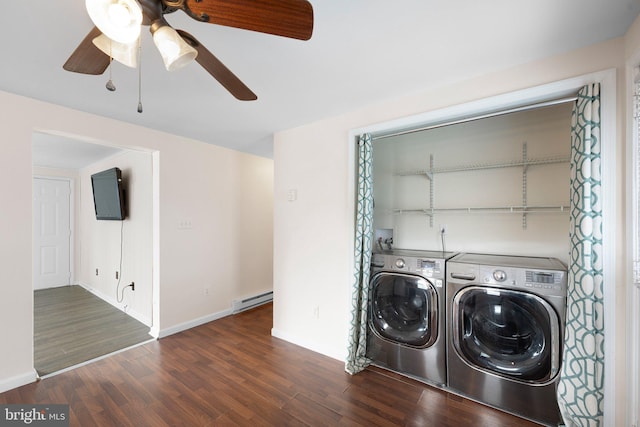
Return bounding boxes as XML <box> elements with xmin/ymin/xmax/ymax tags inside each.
<box><xmin>452</xmin><ymin>286</ymin><xmax>560</xmax><ymax>383</ymax></box>
<box><xmin>369</xmin><ymin>272</ymin><xmax>438</xmax><ymax>348</ymax></box>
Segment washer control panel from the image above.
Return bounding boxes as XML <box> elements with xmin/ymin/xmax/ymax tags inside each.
<box><xmin>415</xmin><ymin>258</ymin><xmax>444</xmax><ymax>278</ymax></box>
<box><xmin>372</xmin><ymin>253</ymin><xmax>446</xmax><ymax>280</ymax></box>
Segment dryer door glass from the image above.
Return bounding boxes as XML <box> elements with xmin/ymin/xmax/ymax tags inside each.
<box><xmin>369</xmin><ymin>272</ymin><xmax>438</xmax><ymax>348</ymax></box>
<box><xmin>452</xmin><ymin>287</ymin><xmax>560</xmax><ymax>383</ymax></box>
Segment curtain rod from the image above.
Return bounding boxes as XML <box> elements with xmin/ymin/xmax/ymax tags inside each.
<box><xmin>371</xmin><ymin>96</ymin><xmax>578</xmax><ymax>141</ymax></box>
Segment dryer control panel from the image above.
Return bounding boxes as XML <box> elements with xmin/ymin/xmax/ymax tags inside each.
<box><xmin>448</xmin><ymin>263</ymin><xmax>566</xmax><ymax>297</ymax></box>
<box><xmin>477</xmin><ymin>265</ymin><xmax>566</xmax><ymax>297</ymax></box>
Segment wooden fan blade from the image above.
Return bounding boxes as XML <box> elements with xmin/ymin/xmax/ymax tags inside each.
<box><xmin>183</xmin><ymin>0</ymin><xmax>313</xmax><ymax>40</ymax></box>
<box><xmin>177</xmin><ymin>30</ymin><xmax>257</xmax><ymax>101</ymax></box>
<box><xmin>63</xmin><ymin>27</ymin><xmax>110</xmax><ymax>75</ymax></box>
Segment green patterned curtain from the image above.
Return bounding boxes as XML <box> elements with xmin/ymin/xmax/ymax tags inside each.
<box><xmin>557</xmin><ymin>83</ymin><xmax>604</xmax><ymax>426</ymax></box>
<box><xmin>345</xmin><ymin>133</ymin><xmax>374</xmax><ymax>374</ymax></box>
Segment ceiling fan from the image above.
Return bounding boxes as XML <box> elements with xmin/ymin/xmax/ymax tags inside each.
<box><xmin>63</xmin><ymin>0</ymin><xmax>314</xmax><ymax>101</ymax></box>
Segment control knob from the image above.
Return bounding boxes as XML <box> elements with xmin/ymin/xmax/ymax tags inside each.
<box><xmin>493</xmin><ymin>270</ymin><xmax>507</xmax><ymax>282</ymax></box>
<box><xmin>395</xmin><ymin>258</ymin><xmax>405</xmax><ymax>269</ymax></box>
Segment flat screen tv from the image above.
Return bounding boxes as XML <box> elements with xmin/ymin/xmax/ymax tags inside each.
<box><xmin>91</xmin><ymin>167</ymin><xmax>126</xmax><ymax>220</ymax></box>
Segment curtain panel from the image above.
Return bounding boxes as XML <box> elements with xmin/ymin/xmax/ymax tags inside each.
<box><xmin>345</xmin><ymin>133</ymin><xmax>374</xmax><ymax>374</ymax></box>
<box><xmin>557</xmin><ymin>83</ymin><xmax>604</xmax><ymax>427</ymax></box>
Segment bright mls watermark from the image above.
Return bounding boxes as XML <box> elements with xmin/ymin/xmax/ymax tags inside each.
<box><xmin>0</xmin><ymin>405</ymin><xmax>68</xmax><ymax>426</ymax></box>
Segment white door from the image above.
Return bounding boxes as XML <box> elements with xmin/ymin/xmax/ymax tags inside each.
<box><xmin>33</xmin><ymin>178</ymin><xmax>71</xmax><ymax>290</ymax></box>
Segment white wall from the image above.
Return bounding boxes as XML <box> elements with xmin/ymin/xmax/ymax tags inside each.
<box><xmin>373</xmin><ymin>102</ymin><xmax>572</xmax><ymax>263</ymax></box>
<box><xmin>273</xmin><ymin>37</ymin><xmax>628</xmax><ymax>424</ymax></box>
<box><xmin>0</xmin><ymin>92</ymin><xmax>273</xmax><ymax>393</ymax></box>
<box><xmin>156</xmin><ymin>141</ymin><xmax>274</xmax><ymax>334</ymax></box>
<box><xmin>0</xmin><ymin>107</ymin><xmax>35</xmax><ymax>391</ymax></box>
<box><xmin>78</xmin><ymin>150</ymin><xmax>153</xmax><ymax>325</ymax></box>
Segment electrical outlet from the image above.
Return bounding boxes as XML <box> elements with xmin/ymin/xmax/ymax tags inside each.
<box><xmin>178</xmin><ymin>219</ymin><xmax>193</xmax><ymax>229</ymax></box>
<box><xmin>439</xmin><ymin>224</ymin><xmax>447</xmax><ymax>234</ymax></box>
<box><xmin>115</xmin><ymin>271</ymin><xmax>119</xmax><ymax>279</ymax></box>
<box><xmin>204</xmin><ymin>287</ymin><xmax>210</xmax><ymax>295</ymax></box>
<box><xmin>130</xmin><ymin>282</ymin><xmax>135</xmax><ymax>291</ymax></box>
<box><xmin>95</xmin><ymin>268</ymin><xmax>99</xmax><ymax>276</ymax></box>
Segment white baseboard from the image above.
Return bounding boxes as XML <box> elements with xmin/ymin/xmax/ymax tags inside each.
<box><xmin>157</xmin><ymin>308</ymin><xmax>233</xmax><ymax>339</ymax></box>
<box><xmin>149</xmin><ymin>325</ymin><xmax>160</xmax><ymax>339</ymax></box>
<box><xmin>271</xmin><ymin>328</ymin><xmax>346</xmax><ymax>362</ymax></box>
<box><xmin>0</xmin><ymin>370</ymin><xmax>38</xmax><ymax>394</ymax></box>
<box><xmin>77</xmin><ymin>283</ymin><xmax>151</xmax><ymax>327</ymax></box>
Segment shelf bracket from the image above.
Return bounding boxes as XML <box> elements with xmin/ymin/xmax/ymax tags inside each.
<box><xmin>522</xmin><ymin>142</ymin><xmax>528</xmax><ymax>229</ymax></box>
<box><xmin>429</xmin><ymin>154</ymin><xmax>434</xmax><ymax>227</ymax></box>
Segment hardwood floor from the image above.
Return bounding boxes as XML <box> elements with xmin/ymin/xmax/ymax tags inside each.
<box><xmin>4</xmin><ymin>303</ymin><xmax>541</xmax><ymax>426</ymax></box>
<box><xmin>34</xmin><ymin>285</ymin><xmax>152</xmax><ymax>376</ymax></box>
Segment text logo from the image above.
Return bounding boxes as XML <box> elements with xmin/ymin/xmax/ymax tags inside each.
<box><xmin>0</xmin><ymin>405</ymin><xmax>68</xmax><ymax>427</ymax></box>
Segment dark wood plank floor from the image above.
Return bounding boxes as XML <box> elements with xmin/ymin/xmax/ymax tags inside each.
<box><xmin>5</xmin><ymin>302</ymin><xmax>542</xmax><ymax>426</ymax></box>
<box><xmin>34</xmin><ymin>285</ymin><xmax>152</xmax><ymax>376</ymax></box>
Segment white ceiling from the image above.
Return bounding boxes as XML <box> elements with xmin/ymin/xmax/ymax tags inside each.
<box><xmin>3</xmin><ymin>1</ymin><xmax>640</xmax><ymax>166</ymax></box>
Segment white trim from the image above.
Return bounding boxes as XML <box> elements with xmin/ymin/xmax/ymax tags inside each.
<box><xmin>157</xmin><ymin>308</ymin><xmax>232</xmax><ymax>339</ymax></box>
<box><xmin>629</xmin><ymin>286</ymin><xmax>640</xmax><ymax>427</ymax></box>
<box><xmin>599</xmin><ymin>69</ymin><xmax>617</xmax><ymax>427</ymax></box>
<box><xmin>151</xmin><ymin>151</ymin><xmax>160</xmax><ymax>339</ymax></box>
<box><xmin>626</xmin><ymin>57</ymin><xmax>640</xmax><ymax>427</ymax></box>
<box><xmin>0</xmin><ymin>370</ymin><xmax>37</xmax><ymax>394</ymax></box>
<box><xmin>69</xmin><ymin>178</ymin><xmax>75</xmax><ymax>286</ymax></box>
<box><xmin>149</xmin><ymin>325</ymin><xmax>160</xmax><ymax>339</ymax></box>
<box><xmin>348</xmin><ymin>69</ymin><xmax>617</xmax><ymax>425</ymax></box>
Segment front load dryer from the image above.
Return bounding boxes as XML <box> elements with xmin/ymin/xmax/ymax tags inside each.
<box><xmin>366</xmin><ymin>249</ymin><xmax>457</xmax><ymax>387</ymax></box>
<box><xmin>446</xmin><ymin>253</ymin><xmax>567</xmax><ymax>426</ymax></box>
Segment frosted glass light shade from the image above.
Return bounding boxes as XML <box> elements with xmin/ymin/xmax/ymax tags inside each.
<box><xmin>93</xmin><ymin>34</ymin><xmax>138</xmax><ymax>68</ymax></box>
<box><xmin>86</xmin><ymin>0</ymin><xmax>142</xmax><ymax>44</ymax></box>
<box><xmin>152</xmin><ymin>26</ymin><xmax>197</xmax><ymax>71</ymax></box>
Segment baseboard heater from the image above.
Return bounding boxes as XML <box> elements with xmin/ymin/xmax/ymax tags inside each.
<box><xmin>232</xmin><ymin>291</ymin><xmax>273</xmax><ymax>313</ymax></box>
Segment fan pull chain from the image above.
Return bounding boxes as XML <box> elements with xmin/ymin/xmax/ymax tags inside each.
<box><xmin>105</xmin><ymin>40</ymin><xmax>116</xmax><ymax>92</ymax></box>
<box><xmin>137</xmin><ymin>37</ymin><xmax>143</xmax><ymax>113</ymax></box>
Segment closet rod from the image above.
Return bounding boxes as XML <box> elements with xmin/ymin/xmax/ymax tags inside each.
<box><xmin>371</xmin><ymin>96</ymin><xmax>578</xmax><ymax>141</ymax></box>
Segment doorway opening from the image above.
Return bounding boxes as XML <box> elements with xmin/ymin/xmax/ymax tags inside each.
<box><xmin>32</xmin><ymin>132</ymin><xmax>155</xmax><ymax>377</ymax></box>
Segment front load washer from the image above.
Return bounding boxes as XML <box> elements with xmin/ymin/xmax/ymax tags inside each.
<box><xmin>366</xmin><ymin>249</ymin><xmax>457</xmax><ymax>387</ymax></box>
<box><xmin>446</xmin><ymin>253</ymin><xmax>567</xmax><ymax>426</ymax></box>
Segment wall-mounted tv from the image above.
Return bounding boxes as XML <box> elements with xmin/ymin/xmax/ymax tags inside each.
<box><xmin>91</xmin><ymin>167</ymin><xmax>126</xmax><ymax>220</ymax></box>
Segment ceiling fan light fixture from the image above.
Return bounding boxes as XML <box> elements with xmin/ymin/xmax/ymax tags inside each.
<box><xmin>86</xmin><ymin>0</ymin><xmax>142</xmax><ymax>44</ymax></box>
<box><xmin>152</xmin><ymin>25</ymin><xmax>198</xmax><ymax>71</ymax></box>
<box><xmin>92</xmin><ymin>34</ymin><xmax>139</xmax><ymax>68</ymax></box>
